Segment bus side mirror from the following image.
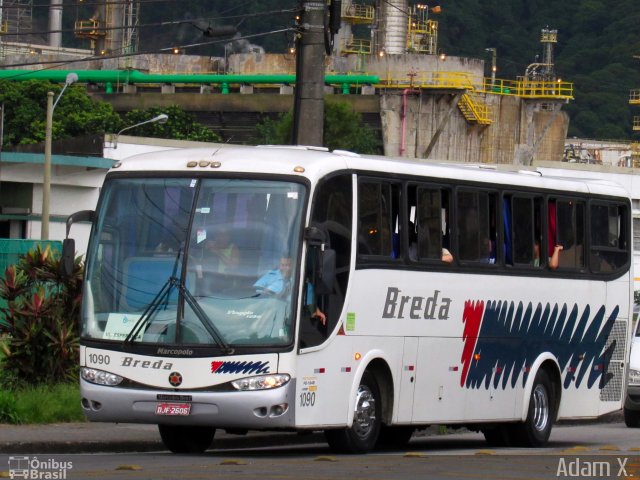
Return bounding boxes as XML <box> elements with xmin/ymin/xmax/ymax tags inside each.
<box><xmin>65</xmin><ymin>210</ymin><xmax>95</xmax><ymax>238</ymax></box>
<box><xmin>60</xmin><ymin>238</ymin><xmax>75</xmax><ymax>277</ymax></box>
<box><xmin>304</xmin><ymin>225</ymin><xmax>328</xmax><ymax>247</ymax></box>
<box><xmin>61</xmin><ymin>210</ymin><xmax>94</xmax><ymax>278</ymax></box>
<box><xmin>315</xmin><ymin>248</ymin><xmax>336</xmax><ymax>295</ymax></box>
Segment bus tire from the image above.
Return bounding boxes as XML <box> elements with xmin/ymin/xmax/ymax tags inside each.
<box><xmin>376</xmin><ymin>425</ymin><xmax>414</xmax><ymax>450</ymax></box>
<box><xmin>512</xmin><ymin>369</ymin><xmax>555</xmax><ymax>447</ymax></box>
<box><xmin>158</xmin><ymin>424</ymin><xmax>215</xmax><ymax>453</ymax></box>
<box><xmin>624</xmin><ymin>407</ymin><xmax>640</xmax><ymax>428</ymax></box>
<box><xmin>325</xmin><ymin>371</ymin><xmax>382</xmax><ymax>453</ymax></box>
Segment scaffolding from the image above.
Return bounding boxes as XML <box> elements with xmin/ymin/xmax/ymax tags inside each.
<box><xmin>0</xmin><ymin>0</ymin><xmax>32</xmax><ymax>36</ymax></box>
<box><xmin>525</xmin><ymin>28</ymin><xmax>558</xmax><ymax>81</ymax></box>
<box><xmin>75</xmin><ymin>0</ymin><xmax>139</xmax><ymax>55</ymax></box>
<box><xmin>406</xmin><ymin>4</ymin><xmax>438</xmax><ymax>54</ymax></box>
<box><xmin>340</xmin><ymin>3</ymin><xmax>374</xmax><ymax>55</ymax></box>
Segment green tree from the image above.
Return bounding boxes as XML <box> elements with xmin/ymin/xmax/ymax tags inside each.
<box><xmin>0</xmin><ymin>80</ymin><xmax>122</xmax><ymax>148</ymax></box>
<box><xmin>255</xmin><ymin>101</ymin><xmax>380</xmax><ymax>154</ymax></box>
<box><xmin>123</xmin><ymin>105</ymin><xmax>222</xmax><ymax>143</ymax></box>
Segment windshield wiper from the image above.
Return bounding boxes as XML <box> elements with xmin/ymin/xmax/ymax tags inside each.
<box><xmin>123</xmin><ymin>251</ymin><xmax>233</xmax><ymax>354</ymax></box>
<box><xmin>123</xmin><ymin>276</ymin><xmax>233</xmax><ymax>354</ymax></box>
<box><xmin>124</xmin><ymin>248</ymin><xmax>183</xmax><ymax>344</ymax></box>
<box><xmin>123</xmin><ymin>276</ymin><xmax>175</xmax><ymax>344</ymax></box>
<box><xmin>176</xmin><ymin>281</ymin><xmax>234</xmax><ymax>355</ymax></box>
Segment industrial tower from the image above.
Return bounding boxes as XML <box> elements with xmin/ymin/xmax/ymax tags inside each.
<box><xmin>74</xmin><ymin>0</ymin><xmax>139</xmax><ymax>56</ymax></box>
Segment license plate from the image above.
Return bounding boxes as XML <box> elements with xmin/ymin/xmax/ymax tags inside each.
<box><xmin>155</xmin><ymin>402</ymin><xmax>191</xmax><ymax>416</ymax></box>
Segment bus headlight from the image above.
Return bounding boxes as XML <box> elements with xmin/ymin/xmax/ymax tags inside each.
<box><xmin>81</xmin><ymin>367</ymin><xmax>123</xmax><ymax>386</ymax></box>
<box><xmin>629</xmin><ymin>369</ymin><xmax>640</xmax><ymax>386</ymax></box>
<box><xmin>231</xmin><ymin>374</ymin><xmax>290</xmax><ymax>391</ymax></box>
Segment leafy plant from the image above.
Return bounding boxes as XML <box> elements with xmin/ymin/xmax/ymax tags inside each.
<box><xmin>0</xmin><ymin>245</ymin><xmax>84</xmax><ymax>387</ymax></box>
<box><xmin>254</xmin><ymin>101</ymin><xmax>380</xmax><ymax>154</ymax></box>
<box><xmin>123</xmin><ymin>105</ymin><xmax>222</xmax><ymax>143</ymax></box>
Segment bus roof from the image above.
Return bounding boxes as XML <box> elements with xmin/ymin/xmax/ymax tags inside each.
<box><xmin>113</xmin><ymin>145</ymin><xmax>630</xmax><ymax>199</ymax></box>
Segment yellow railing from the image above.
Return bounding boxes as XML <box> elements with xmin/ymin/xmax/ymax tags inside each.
<box><xmin>407</xmin><ymin>20</ymin><xmax>438</xmax><ymax>54</ymax></box>
<box><xmin>74</xmin><ymin>20</ymin><xmax>105</xmax><ymax>39</ymax></box>
<box><xmin>376</xmin><ymin>72</ymin><xmax>573</xmax><ymax>100</ymax></box>
<box><xmin>480</xmin><ymin>77</ymin><xmax>573</xmax><ymax>99</ymax></box>
<box><xmin>459</xmin><ymin>92</ymin><xmax>492</xmax><ymax>125</ymax></box>
<box><xmin>630</xmin><ymin>90</ymin><xmax>640</xmax><ymax>104</ymax></box>
<box><xmin>342</xmin><ymin>4</ymin><xmax>375</xmax><ymax>24</ymax></box>
<box><xmin>377</xmin><ymin>71</ymin><xmax>482</xmax><ymax>90</ymax></box>
<box><xmin>342</xmin><ymin>38</ymin><xmax>372</xmax><ymax>55</ymax></box>
<box><xmin>408</xmin><ymin>19</ymin><xmax>438</xmax><ymax>35</ymax></box>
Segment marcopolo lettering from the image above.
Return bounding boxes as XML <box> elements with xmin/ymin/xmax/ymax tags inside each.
<box><xmin>121</xmin><ymin>356</ymin><xmax>173</xmax><ymax>370</ymax></box>
<box><xmin>211</xmin><ymin>360</ymin><xmax>270</xmax><ymax>375</ymax></box>
<box><xmin>382</xmin><ymin>287</ymin><xmax>451</xmax><ymax>320</ymax></box>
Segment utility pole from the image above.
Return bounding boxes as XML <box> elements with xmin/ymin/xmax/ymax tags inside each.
<box><xmin>292</xmin><ymin>1</ymin><xmax>326</xmax><ymax>147</ymax></box>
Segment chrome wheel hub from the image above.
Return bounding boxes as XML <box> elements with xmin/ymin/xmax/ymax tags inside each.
<box><xmin>532</xmin><ymin>384</ymin><xmax>549</xmax><ymax>432</ymax></box>
<box><xmin>353</xmin><ymin>384</ymin><xmax>376</xmax><ymax>439</ymax></box>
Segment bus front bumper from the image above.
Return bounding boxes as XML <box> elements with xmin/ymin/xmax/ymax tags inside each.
<box><xmin>80</xmin><ymin>378</ymin><xmax>296</xmax><ymax>428</ymax></box>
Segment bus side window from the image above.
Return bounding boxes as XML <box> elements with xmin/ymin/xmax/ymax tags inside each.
<box><xmin>553</xmin><ymin>198</ymin><xmax>585</xmax><ymax>270</ymax></box>
<box><xmin>508</xmin><ymin>195</ymin><xmax>542</xmax><ymax>267</ymax></box>
<box><xmin>456</xmin><ymin>189</ymin><xmax>497</xmax><ymax>264</ymax></box>
<box><xmin>411</xmin><ymin>186</ymin><xmax>448</xmax><ymax>262</ymax></box>
<box><xmin>590</xmin><ymin>202</ymin><xmax>629</xmax><ymax>273</ymax></box>
<box><xmin>357</xmin><ymin>180</ymin><xmax>400</xmax><ymax>259</ymax></box>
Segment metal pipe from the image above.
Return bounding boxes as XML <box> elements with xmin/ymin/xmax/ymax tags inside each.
<box><xmin>0</xmin><ymin>69</ymin><xmax>379</xmax><ymax>86</ymax></box>
<box><xmin>42</xmin><ymin>92</ymin><xmax>53</xmax><ymax>240</ymax></box>
<box><xmin>400</xmin><ymin>88</ymin><xmax>418</xmax><ymax>156</ymax></box>
<box><xmin>48</xmin><ymin>0</ymin><xmax>63</xmax><ymax>48</ymax></box>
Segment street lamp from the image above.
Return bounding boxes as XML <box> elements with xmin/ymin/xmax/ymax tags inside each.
<box><xmin>111</xmin><ymin>114</ymin><xmax>169</xmax><ymax>149</ymax></box>
<box><xmin>41</xmin><ymin>72</ymin><xmax>78</xmax><ymax>240</ymax></box>
<box><xmin>485</xmin><ymin>47</ymin><xmax>497</xmax><ymax>87</ymax></box>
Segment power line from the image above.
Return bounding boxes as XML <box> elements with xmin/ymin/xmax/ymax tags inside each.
<box><xmin>0</xmin><ymin>7</ymin><xmax>300</xmax><ymax>38</ymax></box>
<box><xmin>2</xmin><ymin>0</ymin><xmax>250</xmax><ymax>8</ymax></box>
<box><xmin>0</xmin><ymin>27</ymin><xmax>296</xmax><ymax>71</ymax></box>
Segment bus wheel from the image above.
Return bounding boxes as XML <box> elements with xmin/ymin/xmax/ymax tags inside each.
<box><xmin>158</xmin><ymin>425</ymin><xmax>215</xmax><ymax>453</ymax></box>
<box><xmin>512</xmin><ymin>369</ymin><xmax>555</xmax><ymax>447</ymax></box>
<box><xmin>325</xmin><ymin>371</ymin><xmax>382</xmax><ymax>453</ymax></box>
<box><xmin>376</xmin><ymin>425</ymin><xmax>414</xmax><ymax>450</ymax></box>
<box><xmin>624</xmin><ymin>407</ymin><xmax>640</xmax><ymax>428</ymax></box>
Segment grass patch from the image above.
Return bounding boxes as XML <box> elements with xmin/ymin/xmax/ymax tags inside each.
<box><xmin>0</xmin><ymin>383</ymin><xmax>84</xmax><ymax>424</ymax></box>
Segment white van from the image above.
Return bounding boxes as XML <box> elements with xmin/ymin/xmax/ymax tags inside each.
<box><xmin>625</xmin><ymin>320</ymin><xmax>640</xmax><ymax>427</ymax></box>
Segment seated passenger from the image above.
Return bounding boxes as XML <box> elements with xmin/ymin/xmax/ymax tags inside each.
<box><xmin>548</xmin><ymin>244</ymin><xmax>563</xmax><ymax>270</ymax></box>
<box><xmin>533</xmin><ymin>240</ymin><xmax>563</xmax><ymax>270</ymax></box>
<box><xmin>481</xmin><ymin>237</ymin><xmax>496</xmax><ymax>264</ymax></box>
<box><xmin>205</xmin><ymin>229</ymin><xmax>240</xmax><ymax>273</ymax></box>
<box><xmin>254</xmin><ymin>256</ymin><xmax>293</xmax><ymax>299</ymax></box>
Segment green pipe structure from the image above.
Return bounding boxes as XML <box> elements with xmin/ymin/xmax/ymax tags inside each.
<box><xmin>0</xmin><ymin>70</ymin><xmax>379</xmax><ymax>93</ymax></box>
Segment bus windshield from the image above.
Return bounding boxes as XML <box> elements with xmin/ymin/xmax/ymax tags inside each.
<box><xmin>82</xmin><ymin>177</ymin><xmax>307</xmax><ymax>348</ymax></box>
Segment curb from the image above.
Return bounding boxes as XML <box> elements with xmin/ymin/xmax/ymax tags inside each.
<box><xmin>0</xmin><ymin>431</ymin><xmax>326</xmax><ymax>455</ymax></box>
<box><xmin>0</xmin><ymin>410</ymin><xmax>625</xmax><ymax>455</ymax></box>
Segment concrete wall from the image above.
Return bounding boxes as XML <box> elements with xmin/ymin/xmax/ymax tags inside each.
<box><xmin>378</xmin><ymin>90</ymin><xmax>569</xmax><ymax>164</ymax></box>
<box><xmin>1</xmin><ymin>48</ymin><xmax>569</xmax><ymax>164</ymax></box>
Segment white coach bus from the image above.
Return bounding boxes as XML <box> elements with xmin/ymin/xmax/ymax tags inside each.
<box><xmin>64</xmin><ymin>145</ymin><xmax>633</xmax><ymax>453</ymax></box>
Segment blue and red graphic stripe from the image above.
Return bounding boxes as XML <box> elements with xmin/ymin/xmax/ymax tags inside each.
<box><xmin>461</xmin><ymin>300</ymin><xmax>618</xmax><ymax>391</ymax></box>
